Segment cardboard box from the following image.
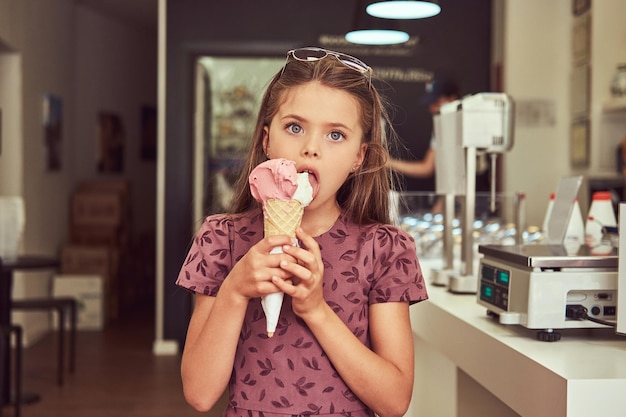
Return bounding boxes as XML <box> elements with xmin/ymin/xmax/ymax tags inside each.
<box><xmin>61</xmin><ymin>244</ymin><xmax>118</xmax><ymax>276</ymax></box>
<box><xmin>69</xmin><ymin>224</ymin><xmax>129</xmax><ymax>248</ymax></box>
<box><xmin>71</xmin><ymin>191</ymin><xmax>125</xmax><ymax>227</ymax></box>
<box><xmin>72</xmin><ymin>179</ymin><xmax>132</xmax><ymax>229</ymax></box>
<box><xmin>60</xmin><ymin>245</ymin><xmax>119</xmax><ymax>320</ymax></box>
<box><xmin>53</xmin><ymin>274</ymin><xmax>105</xmax><ymax>330</ymax></box>
<box><xmin>78</xmin><ymin>179</ymin><xmax>130</xmax><ymax>196</ymax></box>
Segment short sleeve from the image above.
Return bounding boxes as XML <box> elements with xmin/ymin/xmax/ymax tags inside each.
<box><xmin>176</xmin><ymin>215</ymin><xmax>236</xmax><ymax>296</ymax></box>
<box><xmin>369</xmin><ymin>224</ymin><xmax>428</xmax><ymax>305</ymax></box>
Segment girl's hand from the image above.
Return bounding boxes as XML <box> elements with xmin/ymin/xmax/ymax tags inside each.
<box><xmin>224</xmin><ymin>234</ymin><xmax>296</xmax><ymax>302</ymax></box>
<box><xmin>272</xmin><ymin>227</ymin><xmax>326</xmax><ymax>319</ymax></box>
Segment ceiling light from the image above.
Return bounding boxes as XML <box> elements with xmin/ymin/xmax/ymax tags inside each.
<box><xmin>366</xmin><ymin>1</ymin><xmax>441</xmax><ymax>19</ymax></box>
<box><xmin>345</xmin><ymin>29</ymin><xmax>410</xmax><ymax>45</ymax></box>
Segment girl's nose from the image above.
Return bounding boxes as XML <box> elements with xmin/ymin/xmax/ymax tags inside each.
<box><xmin>301</xmin><ymin>136</ymin><xmax>320</xmax><ymax>158</ymax></box>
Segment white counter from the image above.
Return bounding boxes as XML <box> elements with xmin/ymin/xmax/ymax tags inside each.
<box><xmin>408</xmin><ymin>261</ymin><xmax>626</xmax><ymax>417</ymax></box>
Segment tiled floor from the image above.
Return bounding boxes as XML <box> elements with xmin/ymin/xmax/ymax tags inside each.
<box><xmin>3</xmin><ymin>304</ymin><xmax>228</xmax><ymax>417</ymax></box>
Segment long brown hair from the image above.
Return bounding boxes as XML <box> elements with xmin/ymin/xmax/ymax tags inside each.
<box><xmin>229</xmin><ymin>50</ymin><xmax>400</xmax><ymax>225</ymax></box>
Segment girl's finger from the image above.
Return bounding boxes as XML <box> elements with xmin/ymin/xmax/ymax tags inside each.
<box><xmin>271</xmin><ymin>275</ymin><xmax>297</xmax><ymax>295</ymax></box>
<box><xmin>263</xmin><ymin>234</ymin><xmax>297</xmax><ymax>252</ymax></box>
<box><xmin>295</xmin><ymin>227</ymin><xmax>319</xmax><ymax>252</ymax></box>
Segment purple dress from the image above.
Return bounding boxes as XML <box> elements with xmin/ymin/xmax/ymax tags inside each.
<box><xmin>177</xmin><ymin>209</ymin><xmax>428</xmax><ymax>417</ymax></box>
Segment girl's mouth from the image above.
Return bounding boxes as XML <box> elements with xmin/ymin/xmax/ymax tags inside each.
<box><xmin>300</xmin><ymin>169</ymin><xmax>319</xmax><ymax>198</ymax></box>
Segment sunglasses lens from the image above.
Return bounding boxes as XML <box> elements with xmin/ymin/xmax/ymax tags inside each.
<box><xmin>292</xmin><ymin>48</ymin><xmax>327</xmax><ymax>61</ymax></box>
<box><xmin>338</xmin><ymin>57</ymin><xmax>367</xmax><ymax>73</ymax></box>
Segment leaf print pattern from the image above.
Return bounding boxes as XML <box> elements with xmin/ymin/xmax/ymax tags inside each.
<box><xmin>236</xmin><ymin>226</ymin><xmax>256</xmax><ymax>242</ymax></box>
<box><xmin>175</xmin><ymin>210</ymin><xmax>427</xmax><ymax>417</ymax></box>
<box><xmin>210</xmin><ymin>247</ymin><xmax>229</xmax><ymax>261</ymax></box>
<box><xmin>328</xmin><ymin>228</ymin><xmax>349</xmax><ymax>243</ymax></box>
<box><xmin>197</xmin><ymin>230</ymin><xmax>213</xmax><ymax>246</ymax></box>
<box><xmin>257</xmin><ymin>358</ymin><xmax>275</xmax><ymax>376</ymax></box>
<box><xmin>270</xmin><ymin>396</ymin><xmax>293</xmax><ymax>409</ymax></box>
<box><xmin>184</xmin><ymin>251</ymin><xmax>199</xmax><ymax>267</ymax></box>
<box><xmin>302</xmin><ymin>356</ymin><xmax>321</xmax><ymax>371</ymax></box>
<box><xmin>292</xmin><ymin>337</ymin><xmax>314</xmax><ymax>349</ymax></box>
<box><xmin>241</xmin><ymin>374</ymin><xmax>257</xmax><ymax>386</ymax></box>
<box><xmin>195</xmin><ymin>258</ymin><xmax>208</xmax><ymax>276</ymax></box>
<box><xmin>341</xmin><ymin>267</ymin><xmax>360</xmax><ymax>283</ymax></box>
<box><xmin>339</xmin><ymin>249</ymin><xmax>357</xmax><ymax>262</ymax></box>
<box><xmin>293</xmin><ymin>376</ymin><xmax>315</xmax><ymax>396</ymax></box>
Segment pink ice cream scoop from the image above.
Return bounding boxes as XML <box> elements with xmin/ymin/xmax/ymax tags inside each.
<box><xmin>249</xmin><ymin>159</ymin><xmax>299</xmax><ymax>205</ymax></box>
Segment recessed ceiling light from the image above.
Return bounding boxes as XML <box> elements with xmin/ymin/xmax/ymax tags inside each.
<box><xmin>345</xmin><ymin>29</ymin><xmax>410</xmax><ymax>45</ymax></box>
<box><xmin>366</xmin><ymin>1</ymin><xmax>441</xmax><ymax>19</ymax></box>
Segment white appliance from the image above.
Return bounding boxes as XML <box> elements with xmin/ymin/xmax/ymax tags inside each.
<box><xmin>437</xmin><ymin>93</ymin><xmax>515</xmax><ymax>293</ymax></box>
<box><xmin>430</xmin><ymin>100</ymin><xmax>463</xmax><ymax>286</ymax></box>
<box><xmin>477</xmin><ymin>244</ymin><xmax>618</xmax><ymax>341</ymax></box>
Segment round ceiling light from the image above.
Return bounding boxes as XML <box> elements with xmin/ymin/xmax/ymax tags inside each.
<box><xmin>366</xmin><ymin>1</ymin><xmax>441</xmax><ymax>19</ymax></box>
<box><xmin>345</xmin><ymin>29</ymin><xmax>410</xmax><ymax>45</ymax></box>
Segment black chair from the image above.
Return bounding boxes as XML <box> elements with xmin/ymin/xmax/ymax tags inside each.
<box><xmin>11</xmin><ymin>297</ymin><xmax>77</xmax><ymax>386</ymax></box>
<box><xmin>1</xmin><ymin>324</ymin><xmax>23</xmax><ymax>417</ymax></box>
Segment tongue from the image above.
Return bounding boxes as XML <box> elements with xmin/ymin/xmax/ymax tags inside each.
<box><xmin>308</xmin><ymin>173</ymin><xmax>319</xmax><ymax>199</ymax></box>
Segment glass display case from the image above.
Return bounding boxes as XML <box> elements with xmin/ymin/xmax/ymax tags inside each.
<box><xmin>193</xmin><ymin>56</ymin><xmax>284</xmax><ymax>220</ymax></box>
<box><xmin>392</xmin><ymin>191</ymin><xmax>542</xmax><ymax>260</ymax></box>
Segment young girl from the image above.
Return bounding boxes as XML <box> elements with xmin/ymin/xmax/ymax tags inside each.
<box><xmin>177</xmin><ymin>47</ymin><xmax>427</xmax><ymax>417</ymax></box>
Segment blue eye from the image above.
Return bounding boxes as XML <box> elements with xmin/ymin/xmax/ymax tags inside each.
<box><xmin>286</xmin><ymin>123</ymin><xmax>302</xmax><ymax>134</ymax></box>
<box><xmin>328</xmin><ymin>130</ymin><xmax>345</xmax><ymax>142</ymax></box>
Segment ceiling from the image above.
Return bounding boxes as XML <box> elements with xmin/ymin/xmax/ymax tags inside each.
<box><xmin>77</xmin><ymin>0</ymin><xmax>158</xmax><ymax>30</ymax></box>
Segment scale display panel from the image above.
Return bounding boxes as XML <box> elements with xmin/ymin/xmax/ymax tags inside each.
<box><xmin>479</xmin><ymin>262</ymin><xmax>510</xmax><ymax>311</ymax></box>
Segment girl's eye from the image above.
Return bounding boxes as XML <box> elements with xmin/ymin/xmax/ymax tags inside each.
<box><xmin>286</xmin><ymin>123</ymin><xmax>303</xmax><ymax>135</ymax></box>
<box><xmin>328</xmin><ymin>130</ymin><xmax>345</xmax><ymax>142</ymax></box>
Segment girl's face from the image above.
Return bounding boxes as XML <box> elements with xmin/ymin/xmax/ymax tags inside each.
<box><xmin>263</xmin><ymin>81</ymin><xmax>367</xmax><ymax>212</ymax></box>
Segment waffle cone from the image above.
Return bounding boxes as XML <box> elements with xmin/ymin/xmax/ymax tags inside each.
<box><xmin>263</xmin><ymin>199</ymin><xmax>304</xmax><ymax>237</ymax></box>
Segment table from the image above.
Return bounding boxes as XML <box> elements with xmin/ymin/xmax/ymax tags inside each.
<box><xmin>407</xmin><ymin>262</ymin><xmax>626</xmax><ymax>417</ymax></box>
<box><xmin>0</xmin><ymin>256</ymin><xmax>59</xmax><ymax>407</ymax></box>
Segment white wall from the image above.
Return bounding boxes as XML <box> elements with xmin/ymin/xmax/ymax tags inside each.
<box><xmin>20</xmin><ymin>0</ymin><xmax>76</xmax><ymax>255</ymax></box>
<box><xmin>73</xmin><ymin>6</ymin><xmax>157</xmax><ymax>236</ymax></box>
<box><xmin>0</xmin><ymin>52</ymin><xmax>22</xmax><ymax>196</ymax></box>
<box><xmin>589</xmin><ymin>1</ymin><xmax>626</xmax><ymax>173</ymax></box>
<box><xmin>1</xmin><ymin>0</ymin><xmax>157</xmax><ymax>251</ymax></box>
<box><xmin>502</xmin><ymin>0</ymin><xmax>571</xmax><ymax>227</ymax></box>
<box><xmin>503</xmin><ymin>0</ymin><xmax>626</xmax><ymax>227</ymax></box>
<box><xmin>0</xmin><ymin>0</ymin><xmax>76</xmax><ymax>344</ymax></box>
<box><xmin>0</xmin><ymin>0</ymin><xmax>156</xmax><ymax>344</ymax></box>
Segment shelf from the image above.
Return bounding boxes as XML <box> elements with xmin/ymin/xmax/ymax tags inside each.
<box><xmin>602</xmin><ymin>97</ymin><xmax>626</xmax><ymax>112</ymax></box>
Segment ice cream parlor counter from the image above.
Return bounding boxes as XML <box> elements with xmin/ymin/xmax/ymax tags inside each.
<box><xmin>405</xmin><ymin>259</ymin><xmax>626</xmax><ymax>417</ymax></box>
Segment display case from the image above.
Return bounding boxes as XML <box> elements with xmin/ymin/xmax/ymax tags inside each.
<box><xmin>193</xmin><ymin>57</ymin><xmax>284</xmax><ymax>219</ymax></box>
<box><xmin>392</xmin><ymin>191</ymin><xmax>540</xmax><ymax>261</ymax></box>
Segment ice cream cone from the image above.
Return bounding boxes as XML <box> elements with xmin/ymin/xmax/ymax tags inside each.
<box><xmin>262</xmin><ymin>199</ymin><xmax>304</xmax><ymax>337</ymax></box>
<box><xmin>264</xmin><ymin>199</ymin><xmax>304</xmax><ymax>238</ymax></box>
<box><xmin>249</xmin><ymin>159</ymin><xmax>315</xmax><ymax>338</ymax></box>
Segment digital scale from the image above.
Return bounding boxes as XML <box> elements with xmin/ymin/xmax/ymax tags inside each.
<box><xmin>477</xmin><ymin>244</ymin><xmax>618</xmax><ymax>341</ymax></box>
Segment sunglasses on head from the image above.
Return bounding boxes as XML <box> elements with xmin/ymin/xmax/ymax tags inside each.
<box><xmin>282</xmin><ymin>47</ymin><xmax>372</xmax><ymax>84</ymax></box>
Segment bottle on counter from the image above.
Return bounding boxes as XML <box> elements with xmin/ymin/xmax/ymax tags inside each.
<box><xmin>541</xmin><ymin>192</ymin><xmax>555</xmax><ymax>236</ymax></box>
<box><xmin>584</xmin><ymin>191</ymin><xmax>617</xmax><ymax>254</ymax></box>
